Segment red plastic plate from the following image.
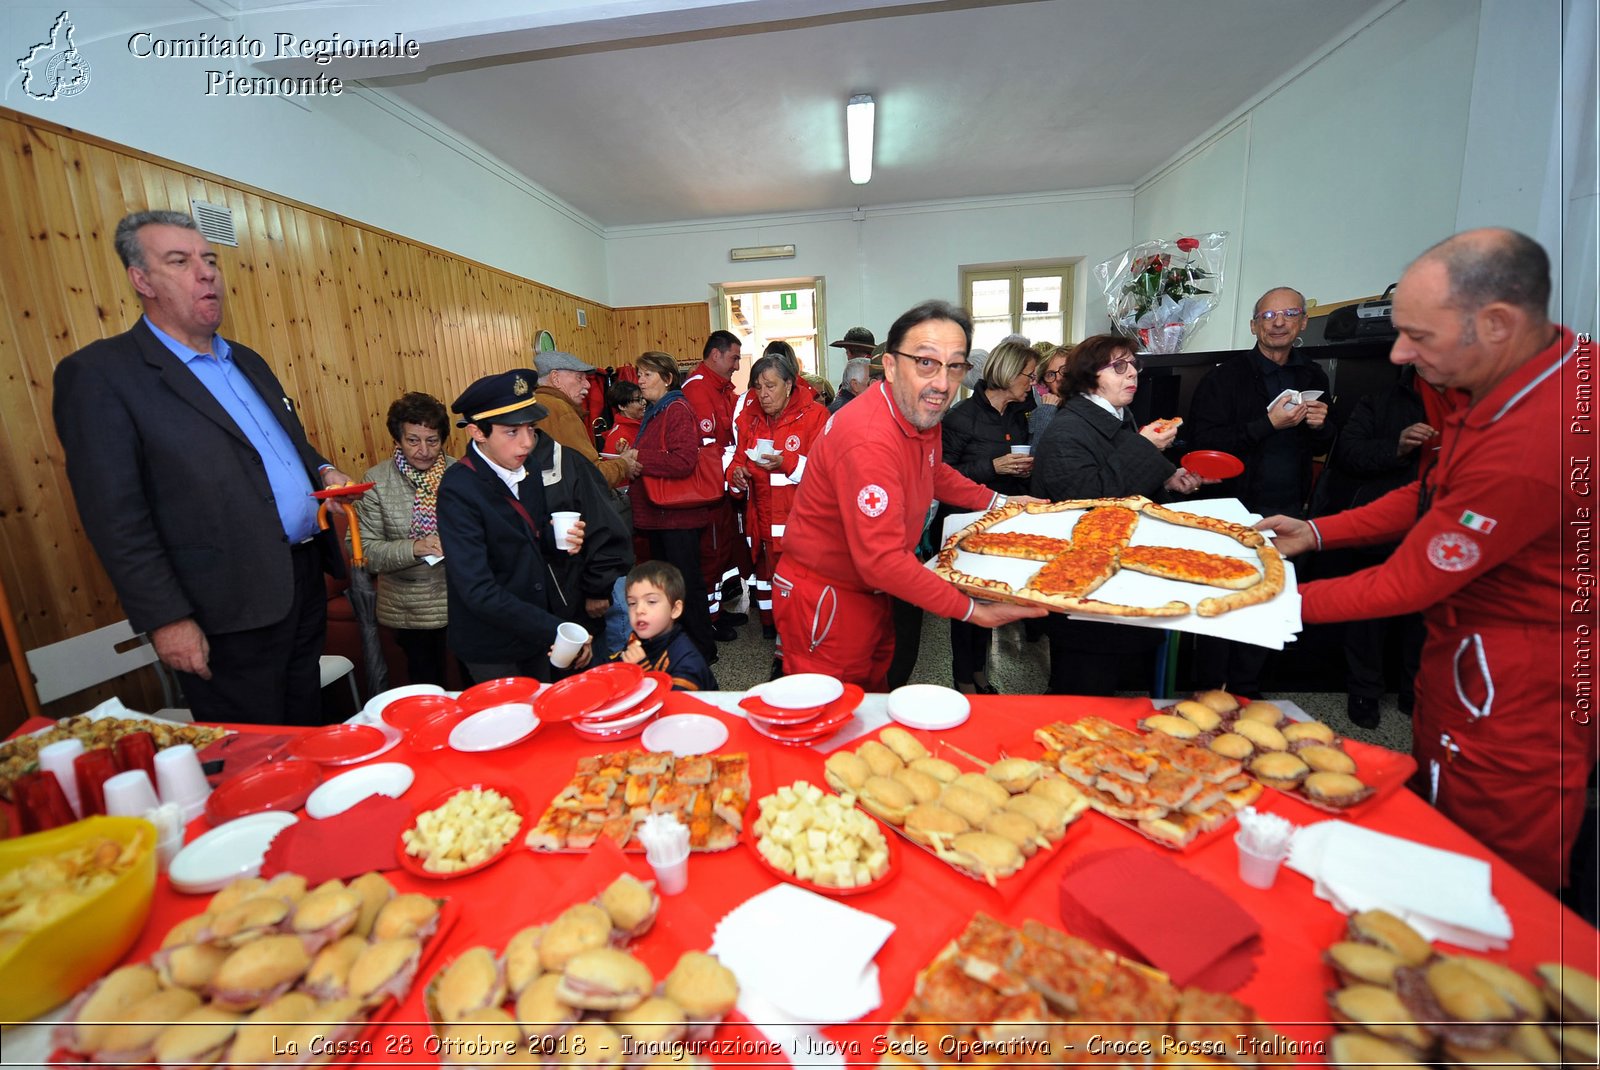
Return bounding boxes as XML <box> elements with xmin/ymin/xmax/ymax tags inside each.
<box><xmin>740</xmin><ymin>692</ymin><xmax>833</xmax><ymax>725</ymax></box>
<box><xmin>458</xmin><ymin>676</ymin><xmax>541</xmax><ymax>713</ymax></box>
<box><xmin>396</xmin><ymin>783</ymin><xmax>528</xmax><ymax>879</ymax></box>
<box><xmin>204</xmin><ymin>759</ymin><xmax>321</xmax><ymax>825</ymax></box>
<box><xmin>383</xmin><ymin>694</ymin><xmax>464</xmax><ymax>731</ymax></box>
<box><xmin>1180</xmin><ymin>450</ymin><xmax>1244</xmax><ymax>480</ymax></box>
<box><xmin>287</xmin><ymin>723</ymin><xmax>389</xmax><ymax>765</ymax></box>
<box><xmin>742</xmin><ymin>816</ymin><xmax>898</xmax><ymax>896</ymax></box>
<box><xmin>409</xmin><ymin>705</ymin><xmax>474</xmax><ymax>753</ymax></box>
<box><xmin>309</xmin><ymin>481</ymin><xmax>376</xmax><ymax>500</ymax></box>
<box><xmin>748</xmin><ymin>684</ymin><xmax>864</xmax><ymax>739</ymax></box>
<box><xmin>534</xmin><ymin>663</ymin><xmax>644</xmax><ymax>722</ymax></box>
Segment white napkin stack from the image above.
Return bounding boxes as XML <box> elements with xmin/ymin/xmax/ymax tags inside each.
<box><xmin>711</xmin><ymin>885</ymin><xmax>895</xmax><ymax>1064</ymax></box>
<box><xmin>1267</xmin><ymin>388</ymin><xmax>1324</xmax><ymax>413</ymax></box>
<box><xmin>1288</xmin><ymin>820</ymin><xmax>1513</xmax><ymax>950</ymax></box>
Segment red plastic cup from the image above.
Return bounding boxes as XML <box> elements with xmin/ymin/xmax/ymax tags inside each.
<box><xmin>16</xmin><ymin>771</ymin><xmax>77</xmax><ymax>833</ymax></box>
<box><xmin>73</xmin><ymin>748</ymin><xmax>121</xmax><ymax>817</ymax></box>
<box><xmin>115</xmin><ymin>731</ymin><xmax>158</xmax><ymax>782</ymax></box>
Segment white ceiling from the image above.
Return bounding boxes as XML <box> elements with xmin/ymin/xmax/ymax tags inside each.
<box><xmin>245</xmin><ymin>0</ymin><xmax>1390</xmax><ymax>227</ymax></box>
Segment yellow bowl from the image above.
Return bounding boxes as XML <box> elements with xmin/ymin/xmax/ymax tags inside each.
<box><xmin>0</xmin><ymin>815</ymin><xmax>157</xmax><ymax>1023</ymax></box>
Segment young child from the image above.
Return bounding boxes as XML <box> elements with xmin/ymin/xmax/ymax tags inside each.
<box><xmin>614</xmin><ymin>561</ymin><xmax>719</xmax><ymax>691</ymax></box>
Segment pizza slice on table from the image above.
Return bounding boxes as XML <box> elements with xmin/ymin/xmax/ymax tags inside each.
<box><xmin>1118</xmin><ymin>545</ymin><xmax>1260</xmax><ymax>590</ymax></box>
<box><xmin>959</xmin><ymin>530</ymin><xmax>1073</xmax><ymax>561</ymax></box>
<box><xmin>1020</xmin><ymin>550</ymin><xmax>1118</xmax><ymax>602</ymax></box>
<box><xmin>1067</xmin><ymin>507</ymin><xmax>1141</xmax><ymax>552</ymax></box>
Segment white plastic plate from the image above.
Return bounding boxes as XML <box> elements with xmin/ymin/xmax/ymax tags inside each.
<box><xmin>641</xmin><ymin>713</ymin><xmax>730</xmax><ymax>755</ymax></box>
<box><xmin>169</xmin><ymin>811</ymin><xmax>298</xmax><ymax>894</ymax></box>
<box><xmin>362</xmin><ymin>684</ymin><xmax>446</xmax><ymax>726</ymax></box>
<box><xmin>582</xmin><ymin>675</ymin><xmax>662</xmax><ymax>723</ymax></box>
<box><xmin>578</xmin><ymin>698</ymin><xmax>662</xmax><ymax>732</ymax></box>
<box><xmin>885</xmin><ymin>684</ymin><xmax>971</xmax><ymax>730</ymax></box>
<box><xmin>305</xmin><ymin>761</ymin><xmax>415</xmax><ymax>819</ymax></box>
<box><xmin>449</xmin><ymin>703</ymin><xmax>540</xmax><ymax>752</ymax></box>
<box><xmin>754</xmin><ymin>673</ymin><xmax>844</xmax><ymax>711</ymax></box>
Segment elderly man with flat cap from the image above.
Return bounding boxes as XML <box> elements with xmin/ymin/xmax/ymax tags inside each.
<box><xmin>533</xmin><ymin>350</ymin><xmax>641</xmax><ymax>490</ymax></box>
<box><xmin>828</xmin><ymin>327</ymin><xmax>877</xmax><ymax>412</ymax></box>
<box><xmin>438</xmin><ymin>369</ymin><xmax>633</xmax><ymax>682</ymax></box>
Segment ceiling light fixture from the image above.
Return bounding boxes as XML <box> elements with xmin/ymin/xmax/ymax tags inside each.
<box><xmin>847</xmin><ymin>93</ymin><xmax>875</xmax><ymax>185</ymax></box>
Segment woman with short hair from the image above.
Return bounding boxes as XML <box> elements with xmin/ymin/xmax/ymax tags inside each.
<box><xmin>727</xmin><ymin>354</ymin><xmax>829</xmax><ymax>665</ymax></box>
<box><xmin>938</xmin><ymin>338</ymin><xmax>1038</xmax><ymax>694</ymax></box>
<box><xmin>629</xmin><ymin>351</ymin><xmax>718</xmax><ymax>661</ymax></box>
<box><xmin>354</xmin><ymin>391</ymin><xmax>458</xmax><ymax>686</ymax></box>
<box><xmin>1031</xmin><ymin>334</ymin><xmax>1206</xmax><ymax>695</ymax></box>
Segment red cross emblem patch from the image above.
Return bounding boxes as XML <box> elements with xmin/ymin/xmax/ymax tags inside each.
<box><xmin>857</xmin><ymin>483</ymin><xmax>889</xmax><ymax>517</ymax></box>
<box><xmin>784</xmin><ymin>434</ymin><xmax>801</xmax><ymax>452</ymax></box>
<box><xmin>1426</xmin><ymin>531</ymin><xmax>1480</xmax><ymax>572</ymax></box>
<box><xmin>699</xmin><ymin>418</ymin><xmax>714</xmax><ymax>434</ymax></box>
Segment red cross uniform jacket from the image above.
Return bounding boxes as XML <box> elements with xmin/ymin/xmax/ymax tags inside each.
<box><xmin>780</xmin><ymin>381</ymin><xmax>998</xmax><ymax>619</ymax></box>
<box><xmin>727</xmin><ymin>381</ymin><xmax>829</xmax><ymax>554</ymax></box>
<box><xmin>680</xmin><ymin>361</ymin><xmax>737</xmax><ymax>448</ymax></box>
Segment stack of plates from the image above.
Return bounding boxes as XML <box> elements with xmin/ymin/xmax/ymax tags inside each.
<box><xmin>530</xmin><ymin>662</ymin><xmax>667</xmax><ymax>741</ymax></box>
<box><xmin>740</xmin><ymin>674</ymin><xmax>864</xmax><ymax>746</ymax></box>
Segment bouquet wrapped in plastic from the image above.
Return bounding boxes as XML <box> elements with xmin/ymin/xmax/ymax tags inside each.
<box><xmin>1093</xmin><ymin>232</ymin><xmax>1228</xmax><ymax>354</ymax></box>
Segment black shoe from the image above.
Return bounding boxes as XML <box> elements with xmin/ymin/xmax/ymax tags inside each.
<box><xmin>721</xmin><ymin>610</ymin><xmax>749</xmax><ymax>626</ymax></box>
<box><xmin>1348</xmin><ymin>694</ymin><xmax>1381</xmax><ymax>729</ymax></box>
<box><xmin>761</xmin><ymin>624</ymin><xmax>777</xmax><ymax>640</ymax></box>
<box><xmin>712</xmin><ymin>623</ymin><xmax>740</xmax><ymax>642</ymax></box>
<box><xmin>769</xmin><ymin>658</ymin><xmax>784</xmax><ymax>680</ymax></box>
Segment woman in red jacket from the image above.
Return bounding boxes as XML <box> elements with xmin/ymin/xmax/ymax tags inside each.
<box><xmin>728</xmin><ymin>354</ymin><xmax>829</xmax><ymax>668</ymax></box>
<box><xmin>631</xmin><ymin>350</ymin><xmax>718</xmax><ymax>662</ymax></box>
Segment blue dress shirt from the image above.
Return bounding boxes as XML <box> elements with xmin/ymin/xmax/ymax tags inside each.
<box><xmin>143</xmin><ymin>317</ymin><xmax>322</xmax><ymax>543</ymax></box>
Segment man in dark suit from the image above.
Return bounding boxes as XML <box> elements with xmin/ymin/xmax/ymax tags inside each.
<box><xmin>439</xmin><ymin>369</ymin><xmax>633</xmax><ymax>682</ymax></box>
<box><xmin>52</xmin><ymin>210</ymin><xmax>356</xmax><ymax>725</ymax></box>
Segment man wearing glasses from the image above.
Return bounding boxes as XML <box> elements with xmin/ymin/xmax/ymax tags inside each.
<box><xmin>772</xmin><ymin>300</ymin><xmax>1046</xmax><ymax>690</ymax></box>
<box><xmin>1187</xmin><ymin>286</ymin><xmax>1334</xmax><ymax>698</ymax></box>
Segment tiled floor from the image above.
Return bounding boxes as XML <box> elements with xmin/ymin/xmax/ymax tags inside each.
<box><xmin>708</xmin><ymin>587</ymin><xmax>1415</xmax><ymax>754</ymax></box>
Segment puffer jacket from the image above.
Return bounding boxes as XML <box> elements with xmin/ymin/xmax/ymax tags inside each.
<box><xmin>354</xmin><ymin>455</ymin><xmax>456</xmax><ymax>629</ymax></box>
<box><xmin>727</xmin><ymin>382</ymin><xmax>829</xmax><ymax>552</ymax></box>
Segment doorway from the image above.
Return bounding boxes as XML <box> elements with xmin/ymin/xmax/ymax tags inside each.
<box><xmin>715</xmin><ymin>279</ymin><xmax>825</xmax><ymax>392</ymax></box>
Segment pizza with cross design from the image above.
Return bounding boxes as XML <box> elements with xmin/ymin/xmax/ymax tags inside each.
<box><xmin>934</xmin><ymin>496</ymin><xmax>1285</xmax><ymax>618</ymax></box>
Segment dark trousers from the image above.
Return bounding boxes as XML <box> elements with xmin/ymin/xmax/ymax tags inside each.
<box><xmin>1047</xmin><ymin>616</ymin><xmax>1161</xmax><ymax>696</ymax></box>
<box><xmin>950</xmin><ymin>619</ymin><xmax>991</xmax><ymax>685</ymax></box>
<box><xmin>647</xmin><ymin>527</ymin><xmax>717</xmax><ymax>663</ymax></box>
<box><xmin>393</xmin><ymin>626</ymin><xmax>451</xmax><ymax>689</ymax></box>
<box><xmin>1193</xmin><ymin>635</ymin><xmax>1270</xmax><ymax>698</ymax></box>
<box><xmin>463</xmin><ymin>656</ymin><xmax>548</xmax><ymax>685</ymax></box>
<box><xmin>1344</xmin><ymin>613</ymin><xmax>1424</xmax><ymax>701</ymax></box>
<box><xmin>886</xmin><ymin>597</ymin><xmax>922</xmax><ymax>690</ymax></box>
<box><xmin>178</xmin><ymin>541</ymin><xmax>328</xmax><ymax>726</ymax></box>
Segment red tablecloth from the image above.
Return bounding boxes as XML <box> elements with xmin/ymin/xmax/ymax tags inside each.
<box><xmin>17</xmin><ymin>694</ymin><xmax>1599</xmax><ymax>1065</ymax></box>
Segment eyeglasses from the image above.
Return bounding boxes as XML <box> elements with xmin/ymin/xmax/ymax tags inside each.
<box><xmin>1099</xmin><ymin>357</ymin><xmax>1144</xmax><ymax>376</ymax></box>
<box><xmin>1041</xmin><ymin>370</ymin><xmax>1064</xmax><ymax>383</ymax></box>
<box><xmin>889</xmin><ymin>350</ymin><xmax>975</xmax><ymax>380</ymax></box>
<box><xmin>1255</xmin><ymin>307</ymin><xmax>1305</xmax><ymax>322</ymax></box>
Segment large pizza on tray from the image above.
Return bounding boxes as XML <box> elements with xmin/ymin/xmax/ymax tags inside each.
<box><xmin>935</xmin><ymin>497</ymin><xmax>1285</xmax><ymax>619</ymax></box>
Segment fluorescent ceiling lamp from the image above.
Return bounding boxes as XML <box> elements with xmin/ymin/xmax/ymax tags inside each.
<box><xmin>847</xmin><ymin>93</ymin><xmax>875</xmax><ymax>185</ymax></box>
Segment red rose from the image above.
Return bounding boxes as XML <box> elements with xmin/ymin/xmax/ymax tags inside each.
<box><xmin>1176</xmin><ymin>236</ymin><xmax>1200</xmax><ymax>253</ymax></box>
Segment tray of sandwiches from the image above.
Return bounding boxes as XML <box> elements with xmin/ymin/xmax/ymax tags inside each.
<box><xmin>1033</xmin><ymin>715</ymin><xmax>1263</xmax><ymax>850</ymax></box>
<box><xmin>1146</xmin><ymin>692</ymin><xmax>1417</xmax><ymax>815</ymax></box>
<box><xmin>821</xmin><ymin>726</ymin><xmax>1089</xmax><ymax>888</ymax></box>
<box><xmin>525</xmin><ymin>750</ymin><xmax>750</xmax><ymax>853</ymax></box>
<box><xmin>49</xmin><ymin>871</ymin><xmax>455</xmax><ymax>1067</ymax></box>
<box><xmin>883</xmin><ymin>912</ymin><xmax>1278</xmax><ymax>1065</ymax></box>
<box><xmin>419</xmin><ymin>871</ymin><xmax>742</xmax><ymax>1058</ymax></box>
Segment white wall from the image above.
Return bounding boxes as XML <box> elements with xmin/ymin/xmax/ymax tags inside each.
<box><xmin>1136</xmin><ymin>0</ymin><xmax>1483</xmax><ymax>350</ymax></box>
<box><xmin>1</xmin><ymin>2</ymin><xmax>608</xmax><ymax>300</ymax></box>
<box><xmin>607</xmin><ymin>190</ymin><xmax>1134</xmax><ymax>380</ymax></box>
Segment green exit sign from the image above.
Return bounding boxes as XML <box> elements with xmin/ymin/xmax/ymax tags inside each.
<box><xmin>779</xmin><ymin>292</ymin><xmax>797</xmax><ymax>311</ymax></box>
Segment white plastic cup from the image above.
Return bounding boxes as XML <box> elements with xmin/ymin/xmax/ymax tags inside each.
<box><xmin>550</xmin><ymin>511</ymin><xmax>581</xmax><ymax>551</ymax></box>
<box><xmin>153</xmin><ymin>743</ymin><xmax>212</xmax><ymax>824</ymax></box>
<box><xmin>1009</xmin><ymin>445</ymin><xmax>1032</xmax><ymax>455</ymax></box>
<box><xmin>550</xmin><ymin>622</ymin><xmax>589</xmax><ymax>669</ymax></box>
<box><xmin>1234</xmin><ymin>830</ymin><xmax>1289</xmax><ymax>889</ymax></box>
<box><xmin>37</xmin><ymin>739</ymin><xmax>86</xmax><ymax>818</ymax></box>
<box><xmin>103</xmin><ymin>769</ymin><xmax>161</xmax><ymax>818</ymax></box>
<box><xmin>650</xmin><ymin>853</ymin><xmax>689</xmax><ymax>895</ymax></box>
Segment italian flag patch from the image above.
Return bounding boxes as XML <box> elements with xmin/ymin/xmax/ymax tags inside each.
<box><xmin>1459</xmin><ymin>510</ymin><xmax>1497</xmax><ymax>534</ymax></box>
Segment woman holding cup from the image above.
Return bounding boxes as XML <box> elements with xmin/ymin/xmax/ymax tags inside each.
<box><xmin>936</xmin><ymin>339</ymin><xmax>1038</xmax><ymax>694</ymax></box>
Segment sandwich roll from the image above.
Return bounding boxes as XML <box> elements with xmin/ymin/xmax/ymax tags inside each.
<box><xmin>891</xmin><ymin>766</ymin><xmax>943</xmax><ymax>804</ymax></box>
<box><xmin>1141</xmin><ymin>714</ymin><xmax>1199</xmax><ymax>741</ymax></box>
<box><xmin>599</xmin><ymin>873</ymin><xmax>659</xmax><ymax>940</ymax></box>
<box><xmin>1283</xmin><ymin>720</ymin><xmax>1336</xmax><ymax>745</ymax></box>
<box><xmin>856</xmin><ymin>740</ymin><xmax>904</xmax><ymax>778</ymax></box>
<box><xmin>150</xmin><ymin>1004</ymin><xmax>242</xmax><ymax>1069</ymax></box>
<box><xmin>290</xmin><ymin>885</ymin><xmax>362</xmax><ymax>951</ymax></box>
<box><xmin>348</xmin><ymin>871</ymin><xmax>396</xmax><ymax>938</ymax></box>
<box><xmin>938</xmin><ymin>785</ymin><xmax>994</xmax><ymax>827</ymax></box>
<box><xmin>1535</xmin><ymin>962</ymin><xmax>1599</xmax><ymax>1021</ymax></box>
<box><xmin>540</xmin><ymin>903</ymin><xmax>611</xmax><ymax>971</ymax></box>
<box><xmin>430</xmin><ymin>946</ymin><xmax>507</xmax><ymax>1023</ymax></box>
<box><xmin>151</xmin><ymin>940</ymin><xmax>230</xmax><ymax>992</ymax></box>
<box><xmin>878</xmin><ymin>726</ymin><xmax>930</xmax><ymax>764</ymax></box>
<box><xmin>1349</xmin><ymin>909</ymin><xmax>1432</xmax><ymax>967</ymax></box>
<box><xmin>986</xmin><ymin>758</ymin><xmax>1043</xmax><ymax>794</ymax></box>
<box><xmin>1192</xmin><ymin>689</ymin><xmax>1240</xmax><ymax>714</ymax></box>
<box><xmin>1299</xmin><ymin>745</ymin><xmax>1357</xmax><ymax>776</ymax></box>
<box><xmin>304</xmin><ymin>934</ymin><xmax>368</xmax><ymax>1001</ymax></box>
<box><xmin>437</xmin><ymin>1007</ymin><xmax>525</xmax><ymax>1066</ymax></box>
<box><xmin>87</xmin><ymin>986</ymin><xmax>202</xmax><ymax>1064</ymax></box>
<box><xmin>555</xmin><ymin>948</ymin><xmax>653</xmax><ymax>1011</ymax></box>
<box><xmin>206</xmin><ymin>877</ymin><xmax>266</xmax><ymax>916</ymax></box>
<box><xmin>609</xmin><ymin>996</ymin><xmax>687</xmax><ymax>1047</ymax></box>
<box><xmin>903</xmin><ymin>803</ymin><xmax>969</xmax><ymax>847</ymax></box>
<box><xmin>502</xmin><ymin>925</ymin><xmax>545</xmax><ymax>997</ymax></box>
<box><xmin>1234</xmin><ymin>719</ymin><xmax>1288</xmax><ymax>753</ymax></box>
<box><xmin>909</xmin><ymin>757</ymin><xmax>962</xmax><ymax>784</ymax></box>
<box><xmin>1328</xmin><ymin>984</ymin><xmax>1433</xmax><ymax>1050</ymax></box>
<box><xmin>1209</xmin><ymin>732</ymin><xmax>1254</xmax><ymax>761</ymax></box>
<box><xmin>1249</xmin><ymin>751</ymin><xmax>1310</xmax><ymax>790</ymax></box>
<box><xmin>1236</xmin><ymin>700</ymin><xmax>1285</xmax><ymax>726</ymax></box>
<box><xmin>859</xmin><ymin>775</ymin><xmax>914</xmax><ymax>825</ymax></box>
<box><xmin>516</xmin><ymin>972</ymin><xmax>579</xmax><ymax>1039</ymax></box>
<box><xmin>54</xmin><ymin>964</ymin><xmax>162</xmax><ymax>1055</ymax></box>
<box><xmin>823</xmin><ymin>751</ymin><xmax>871</xmax><ymax>793</ymax></box>
<box><xmin>209</xmin><ymin>934</ymin><xmax>312</xmax><ymax>1012</ymax></box>
<box><xmin>662</xmin><ymin>951</ymin><xmax>739</xmax><ymax>1039</ymax></box>
<box><xmin>1303</xmin><ymin>771</ymin><xmax>1372</xmax><ymax>807</ymax></box>
<box><xmin>227</xmin><ymin>992</ymin><xmax>319</xmax><ymax>1067</ymax></box>
<box><xmin>347</xmin><ymin>938</ymin><xmax>422</xmax><ymax>1009</ymax></box>
<box><xmin>1003</xmin><ymin>792</ymin><xmax>1069</xmax><ymax>840</ymax></box>
<box><xmin>982</xmin><ymin>810</ymin><xmax>1046</xmax><ymax>856</ymax></box>
<box><xmin>160</xmin><ymin>912</ymin><xmax>213</xmax><ymax>950</ymax></box>
<box><xmin>1028</xmin><ymin>777</ymin><xmax>1089</xmax><ymax>819</ymax></box>
<box><xmin>372</xmin><ymin>893</ymin><xmax>440</xmax><ymax>942</ymax></box>
<box><xmin>1172</xmin><ymin>700</ymin><xmax>1224</xmax><ymax>732</ymax></box>
<box><xmin>1325</xmin><ymin>941</ymin><xmax>1404</xmax><ymax>988</ymax></box>
<box><xmin>943</xmin><ymin>831</ymin><xmax>1024</xmax><ymax>886</ymax></box>
<box><xmin>951</xmin><ymin>772</ymin><xmax>1010</xmax><ymax>809</ymax></box>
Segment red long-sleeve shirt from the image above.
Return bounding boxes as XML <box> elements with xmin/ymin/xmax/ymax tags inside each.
<box><xmin>781</xmin><ymin>381</ymin><xmax>997</xmax><ymax>618</ymax></box>
<box><xmin>1301</xmin><ymin>328</ymin><xmax>1581</xmax><ymax>628</ymax></box>
<box><xmin>681</xmin><ymin>361</ymin><xmax>737</xmax><ymax>448</ymax></box>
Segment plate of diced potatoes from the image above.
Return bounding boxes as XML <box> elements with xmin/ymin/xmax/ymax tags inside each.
<box><xmin>747</xmin><ymin>780</ymin><xmax>897</xmax><ymax>895</ymax></box>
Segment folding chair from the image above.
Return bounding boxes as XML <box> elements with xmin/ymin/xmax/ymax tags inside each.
<box><xmin>25</xmin><ymin>619</ymin><xmax>190</xmax><ymax>721</ymax></box>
